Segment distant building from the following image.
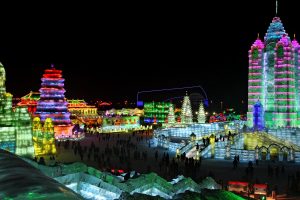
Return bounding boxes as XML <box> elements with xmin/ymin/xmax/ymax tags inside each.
<box><xmin>144</xmin><ymin>102</ymin><xmax>172</xmax><ymax>123</ymax></box>
<box><xmin>17</xmin><ymin>91</ymin><xmax>40</xmax><ymax>114</ymax></box>
<box><xmin>97</xmin><ymin>101</ymin><xmax>113</xmax><ymax>111</ymax></box>
<box><xmin>105</xmin><ymin>108</ymin><xmax>143</xmax><ymax>117</ymax></box>
<box><xmin>102</xmin><ymin>116</ymin><xmax>140</xmax><ymax>127</ymax></box>
<box><xmin>68</xmin><ymin>99</ymin><xmax>98</xmax><ymax>118</ymax></box>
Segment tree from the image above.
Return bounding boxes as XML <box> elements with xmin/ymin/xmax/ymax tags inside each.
<box><xmin>167</xmin><ymin>104</ymin><xmax>176</xmax><ymax>124</ymax></box>
<box><xmin>181</xmin><ymin>94</ymin><xmax>193</xmax><ymax>124</ymax></box>
<box><xmin>198</xmin><ymin>101</ymin><xmax>206</xmax><ymax>123</ymax></box>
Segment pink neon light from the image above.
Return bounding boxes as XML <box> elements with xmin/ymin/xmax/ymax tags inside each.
<box><xmin>276</xmin><ymin>65</ymin><xmax>294</xmax><ymax>68</ymax></box>
<box><xmin>276</xmin><ymin>105</ymin><xmax>295</xmax><ymax>108</ymax></box>
<box><xmin>275</xmin><ymin>85</ymin><xmax>295</xmax><ymax>88</ymax></box>
<box><xmin>284</xmin><ymin>56</ymin><xmax>292</xmax><ymax>60</ymax></box>
<box><xmin>249</xmin><ymin>66</ymin><xmax>262</xmax><ymax>69</ymax></box>
<box><xmin>248</xmin><ymin>92</ymin><xmax>261</xmax><ymax>95</ymax></box>
<box><xmin>275</xmin><ymin>92</ymin><xmax>295</xmax><ymax>95</ymax></box>
<box><xmin>275</xmin><ymin>78</ymin><xmax>295</xmax><ymax>81</ymax></box>
<box><xmin>249</xmin><ymin>49</ymin><xmax>262</xmax><ymax>53</ymax></box>
<box><xmin>273</xmin><ymin>112</ymin><xmax>297</xmax><ymax>114</ymax></box>
<box><xmin>275</xmin><ymin>52</ymin><xmax>291</xmax><ymax>57</ymax></box>
<box><xmin>249</xmin><ymin>72</ymin><xmax>262</xmax><ymax>75</ymax></box>
<box><xmin>250</xmin><ymin>62</ymin><xmax>261</xmax><ymax>66</ymax></box>
<box><xmin>292</xmin><ymin>39</ymin><xmax>299</xmax><ymax>48</ymax></box>
<box><xmin>278</xmin><ymin>35</ymin><xmax>289</xmax><ymax>46</ymax></box>
<box><xmin>252</xmin><ymin>39</ymin><xmax>264</xmax><ymax>48</ymax></box>
<box><xmin>275</xmin><ymin>71</ymin><xmax>294</xmax><ymax>74</ymax></box>
<box><xmin>249</xmin><ymin>79</ymin><xmax>261</xmax><ymax>82</ymax></box>
<box><xmin>249</xmin><ymin>86</ymin><xmax>262</xmax><ymax>88</ymax></box>
<box><xmin>272</xmin><ymin>118</ymin><xmax>294</xmax><ymax>121</ymax></box>
<box><xmin>250</xmin><ymin>59</ymin><xmax>261</xmax><ymax>62</ymax></box>
<box><xmin>275</xmin><ymin>99</ymin><xmax>296</xmax><ymax>101</ymax></box>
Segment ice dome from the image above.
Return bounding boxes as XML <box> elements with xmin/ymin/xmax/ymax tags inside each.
<box><xmin>0</xmin><ymin>149</ymin><xmax>83</xmax><ymax>199</ymax></box>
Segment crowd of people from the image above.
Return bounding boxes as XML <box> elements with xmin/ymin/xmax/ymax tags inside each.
<box><xmin>46</xmin><ymin>130</ymin><xmax>206</xmax><ymax>181</ymax></box>
<box><xmin>30</xmin><ymin>129</ymin><xmax>300</xmax><ymax>196</ymax></box>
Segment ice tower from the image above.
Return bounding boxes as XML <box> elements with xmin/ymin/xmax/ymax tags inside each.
<box><xmin>247</xmin><ymin>17</ymin><xmax>300</xmax><ymax>128</ymax></box>
<box><xmin>181</xmin><ymin>94</ymin><xmax>193</xmax><ymax>124</ymax></box>
<box><xmin>34</xmin><ymin>66</ymin><xmax>74</xmax><ymax>139</ymax></box>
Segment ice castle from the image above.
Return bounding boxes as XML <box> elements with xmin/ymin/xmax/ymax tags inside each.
<box><xmin>0</xmin><ymin>62</ymin><xmax>34</xmax><ymax>157</ymax></box>
<box><xmin>247</xmin><ymin>17</ymin><xmax>300</xmax><ymax>128</ymax></box>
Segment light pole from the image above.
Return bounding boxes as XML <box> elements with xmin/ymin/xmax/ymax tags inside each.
<box><xmin>221</xmin><ymin>101</ymin><xmax>223</xmax><ymax>112</ymax></box>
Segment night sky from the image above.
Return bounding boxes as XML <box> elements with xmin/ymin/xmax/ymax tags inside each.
<box><xmin>0</xmin><ymin>1</ymin><xmax>299</xmax><ymax>112</ymax></box>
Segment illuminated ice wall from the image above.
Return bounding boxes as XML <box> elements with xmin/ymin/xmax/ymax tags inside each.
<box><xmin>0</xmin><ymin>63</ymin><xmax>34</xmax><ymax>157</ymax></box>
<box><xmin>247</xmin><ymin>17</ymin><xmax>300</xmax><ymax>128</ymax></box>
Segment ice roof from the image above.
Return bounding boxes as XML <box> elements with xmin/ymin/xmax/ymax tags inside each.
<box><xmin>0</xmin><ymin>149</ymin><xmax>82</xmax><ymax>200</ymax></box>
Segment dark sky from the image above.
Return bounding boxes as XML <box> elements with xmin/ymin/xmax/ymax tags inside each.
<box><xmin>0</xmin><ymin>0</ymin><xmax>298</xmax><ymax>112</ymax></box>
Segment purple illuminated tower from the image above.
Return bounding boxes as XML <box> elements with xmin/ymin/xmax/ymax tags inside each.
<box><xmin>34</xmin><ymin>66</ymin><xmax>73</xmax><ymax>138</ymax></box>
<box><xmin>35</xmin><ymin>67</ymin><xmax>71</xmax><ymax>125</ymax></box>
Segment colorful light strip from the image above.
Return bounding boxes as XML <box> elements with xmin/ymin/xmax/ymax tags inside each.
<box><xmin>249</xmin><ymin>72</ymin><xmax>262</xmax><ymax>75</ymax></box>
<box><xmin>275</xmin><ymin>71</ymin><xmax>294</xmax><ymax>74</ymax></box>
<box><xmin>248</xmin><ymin>92</ymin><xmax>262</xmax><ymax>95</ymax></box>
<box><xmin>249</xmin><ymin>66</ymin><xmax>262</xmax><ymax>69</ymax></box>
<box><xmin>249</xmin><ymin>86</ymin><xmax>262</xmax><ymax>88</ymax></box>
<box><xmin>275</xmin><ymin>78</ymin><xmax>295</xmax><ymax>81</ymax></box>
<box><xmin>275</xmin><ymin>85</ymin><xmax>295</xmax><ymax>88</ymax></box>
<box><xmin>249</xmin><ymin>79</ymin><xmax>262</xmax><ymax>82</ymax></box>
<box><xmin>275</xmin><ymin>92</ymin><xmax>295</xmax><ymax>95</ymax></box>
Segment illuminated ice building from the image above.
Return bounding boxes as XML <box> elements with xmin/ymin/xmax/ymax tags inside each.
<box><xmin>247</xmin><ymin>17</ymin><xmax>300</xmax><ymax>128</ymax></box>
<box><xmin>0</xmin><ymin>63</ymin><xmax>34</xmax><ymax>157</ymax></box>
<box><xmin>34</xmin><ymin>66</ymin><xmax>74</xmax><ymax>139</ymax></box>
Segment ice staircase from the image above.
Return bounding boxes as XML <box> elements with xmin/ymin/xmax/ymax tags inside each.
<box><xmin>185</xmin><ymin>147</ymin><xmax>197</xmax><ymax>158</ymax></box>
<box><xmin>179</xmin><ymin>142</ymin><xmax>194</xmax><ymax>155</ymax></box>
<box><xmin>294</xmin><ymin>152</ymin><xmax>300</xmax><ymax>163</ymax></box>
<box><xmin>201</xmin><ymin>144</ymin><xmax>212</xmax><ymax>158</ymax></box>
<box><xmin>214</xmin><ymin>147</ymin><xmax>226</xmax><ymax>159</ymax></box>
<box><xmin>259</xmin><ymin>131</ymin><xmax>300</xmax><ymax>151</ymax></box>
<box><xmin>268</xmin><ymin>129</ymin><xmax>300</xmax><ymax>147</ymax></box>
<box><xmin>214</xmin><ymin>141</ymin><xmax>228</xmax><ymax>159</ymax></box>
<box><xmin>230</xmin><ymin>149</ymin><xmax>255</xmax><ymax>161</ymax></box>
